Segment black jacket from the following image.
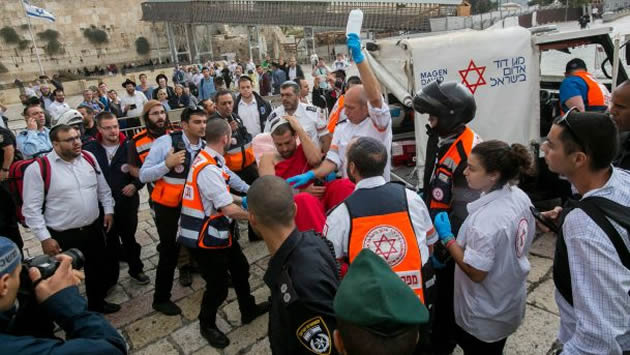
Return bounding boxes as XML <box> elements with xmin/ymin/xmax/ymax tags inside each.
<box><xmin>234</xmin><ymin>92</ymin><xmax>272</xmax><ymax>133</ymax></box>
<box><xmin>284</xmin><ymin>65</ymin><xmax>305</xmax><ymax>80</ymax></box>
<box><xmin>614</xmin><ymin>132</ymin><xmax>630</xmax><ymax>170</ymax></box>
<box><xmin>83</xmin><ymin>133</ymin><xmax>143</xmax><ymax>204</ymax></box>
<box><xmin>263</xmin><ymin>229</ymin><xmax>338</xmax><ymax>355</ymax></box>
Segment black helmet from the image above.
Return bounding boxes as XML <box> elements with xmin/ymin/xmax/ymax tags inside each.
<box><xmin>413</xmin><ymin>80</ymin><xmax>476</xmax><ymax>135</ymax></box>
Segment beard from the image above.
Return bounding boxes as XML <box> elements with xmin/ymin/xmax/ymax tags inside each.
<box><xmin>146</xmin><ymin>117</ymin><xmax>168</xmax><ymax>136</ymax></box>
<box><xmin>346</xmin><ymin>164</ymin><xmax>356</xmax><ymax>184</ymax></box>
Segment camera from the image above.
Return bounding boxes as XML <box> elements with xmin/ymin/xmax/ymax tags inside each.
<box><xmin>24</xmin><ymin>248</ymin><xmax>85</xmax><ymax>280</ymax></box>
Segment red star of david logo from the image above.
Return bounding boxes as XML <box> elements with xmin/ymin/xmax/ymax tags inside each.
<box><xmin>459</xmin><ymin>60</ymin><xmax>487</xmax><ymax>94</ymax></box>
<box><xmin>373</xmin><ymin>234</ymin><xmax>398</xmax><ymax>259</ymax></box>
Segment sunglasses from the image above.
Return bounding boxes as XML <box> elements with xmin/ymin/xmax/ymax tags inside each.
<box><xmin>553</xmin><ymin>107</ymin><xmax>585</xmax><ymax>151</ymax></box>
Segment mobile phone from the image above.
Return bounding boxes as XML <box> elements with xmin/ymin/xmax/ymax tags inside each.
<box><xmin>530</xmin><ymin>206</ymin><xmax>559</xmax><ymax>234</ymax></box>
<box><xmin>314</xmin><ymin>178</ymin><xmax>325</xmax><ymax>187</ymax></box>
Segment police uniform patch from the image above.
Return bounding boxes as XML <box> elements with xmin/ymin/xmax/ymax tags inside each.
<box><xmin>296</xmin><ymin>316</ymin><xmax>332</xmax><ymax>354</ymax></box>
<box><xmin>363</xmin><ymin>225</ymin><xmax>408</xmax><ymax>267</ymax></box>
<box><xmin>305</xmin><ymin>105</ymin><xmax>318</xmax><ymax>112</ymax></box>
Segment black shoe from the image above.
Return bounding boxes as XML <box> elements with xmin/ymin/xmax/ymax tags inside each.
<box><xmin>241</xmin><ymin>301</ymin><xmax>270</xmax><ymax>324</ymax></box>
<box><xmin>129</xmin><ymin>271</ymin><xmax>151</xmax><ymax>285</ymax></box>
<box><xmin>102</xmin><ymin>301</ymin><xmax>121</xmax><ymax>314</ymax></box>
<box><xmin>179</xmin><ymin>267</ymin><xmax>192</xmax><ymax>287</ymax></box>
<box><xmin>152</xmin><ymin>300</ymin><xmax>182</xmax><ymax>316</ymax></box>
<box><xmin>200</xmin><ymin>326</ymin><xmax>230</xmax><ymax>348</ymax></box>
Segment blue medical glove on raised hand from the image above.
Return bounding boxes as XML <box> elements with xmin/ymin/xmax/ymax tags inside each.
<box><xmin>434</xmin><ymin>212</ymin><xmax>454</xmax><ymax>244</ymax></box>
<box><xmin>287</xmin><ymin>170</ymin><xmax>315</xmax><ymax>188</ymax></box>
<box><xmin>241</xmin><ymin>196</ymin><xmax>248</xmax><ymax>210</ymax></box>
<box><xmin>346</xmin><ymin>33</ymin><xmax>365</xmax><ymax>64</ymax></box>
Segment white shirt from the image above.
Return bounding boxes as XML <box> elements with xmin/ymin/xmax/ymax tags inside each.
<box><xmin>192</xmin><ymin>73</ymin><xmax>203</xmax><ymax>87</ymax></box>
<box><xmin>325</xmin><ymin>176</ymin><xmax>436</xmax><ymax>265</ymax></box>
<box><xmin>238</xmin><ymin>97</ymin><xmax>262</xmax><ymax>136</ymax></box>
<box><xmin>454</xmin><ymin>184</ymin><xmax>535</xmax><ymax>343</ymax></box>
<box><xmin>288</xmin><ymin>67</ymin><xmax>297</xmax><ymax>80</ymax></box>
<box><xmin>22</xmin><ymin>149</ymin><xmax>115</xmax><ymax>241</ymax></box>
<box><xmin>120</xmin><ymin>91</ymin><xmax>148</xmax><ymax>118</ymax></box>
<box><xmin>326</xmin><ymin>98</ymin><xmax>392</xmax><ymax>181</ymax></box>
<box><xmin>556</xmin><ymin>167</ymin><xmax>630</xmax><ymax>354</ymax></box>
<box><xmin>103</xmin><ymin>144</ymin><xmax>119</xmax><ymax>165</ymax></box>
<box><xmin>264</xmin><ymin>103</ymin><xmax>328</xmax><ymax>149</ymax></box>
<box><xmin>194</xmin><ymin>147</ymin><xmax>249</xmax><ymax>216</ymax></box>
<box><xmin>47</xmin><ymin>100</ymin><xmax>70</xmax><ymax>120</ymax></box>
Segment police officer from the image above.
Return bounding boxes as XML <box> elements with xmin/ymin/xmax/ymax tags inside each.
<box><xmin>178</xmin><ymin>118</ymin><xmax>268</xmax><ymax>349</ymax></box>
<box><xmin>139</xmin><ymin>107</ymin><xmax>207</xmax><ymax>316</ymax></box>
<box><xmin>432</xmin><ymin>140</ymin><xmax>536</xmax><ymax>354</ymax></box>
<box><xmin>247</xmin><ymin>175</ymin><xmax>338</xmax><ymax>355</ymax></box>
<box><xmin>264</xmin><ymin>81</ymin><xmax>330</xmax><ymax>153</ymax></box>
<box><xmin>412</xmin><ymin>80</ymin><xmax>481</xmax><ymax>354</ymax></box>
<box><xmin>333</xmin><ymin>249</ymin><xmax>430</xmax><ymax>355</ymax></box>
<box><xmin>559</xmin><ymin>58</ymin><xmax>611</xmax><ymax>113</ymax></box>
<box><xmin>325</xmin><ymin>137</ymin><xmax>435</xmax><ymax>304</ymax></box>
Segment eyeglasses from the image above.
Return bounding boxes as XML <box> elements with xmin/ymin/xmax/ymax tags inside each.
<box><xmin>553</xmin><ymin>107</ymin><xmax>585</xmax><ymax>151</ymax></box>
<box><xmin>59</xmin><ymin>136</ymin><xmax>81</xmax><ymax>143</ymax></box>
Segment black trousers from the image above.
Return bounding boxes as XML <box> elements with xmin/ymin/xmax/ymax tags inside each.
<box><xmin>153</xmin><ymin>203</ymin><xmax>181</xmax><ymax>303</ymax></box>
<box><xmin>235</xmin><ymin>163</ymin><xmax>261</xmax><ymax>241</ymax></box>
<box><xmin>104</xmin><ymin>197</ymin><xmax>143</xmax><ymax>287</ymax></box>
<box><xmin>191</xmin><ymin>238</ymin><xmax>256</xmax><ymax>328</ymax></box>
<box><xmin>48</xmin><ymin>220</ymin><xmax>107</xmax><ymax>311</ymax></box>
<box><xmin>0</xmin><ymin>184</ymin><xmax>23</xmax><ymax>252</ymax></box>
<box><xmin>455</xmin><ymin>324</ymin><xmax>507</xmax><ymax>355</ymax></box>
<box><xmin>430</xmin><ymin>260</ymin><xmax>457</xmax><ymax>354</ymax></box>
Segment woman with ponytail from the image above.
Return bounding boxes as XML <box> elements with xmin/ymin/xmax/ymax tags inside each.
<box><xmin>432</xmin><ymin>140</ymin><xmax>536</xmax><ymax>354</ymax></box>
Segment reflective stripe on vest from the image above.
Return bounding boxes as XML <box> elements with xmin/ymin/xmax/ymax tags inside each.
<box><xmin>150</xmin><ymin>131</ymin><xmax>192</xmax><ymax>208</ymax></box>
<box><xmin>225</xmin><ymin>141</ymin><xmax>255</xmax><ymax>172</ymax></box>
<box><xmin>571</xmin><ymin>71</ymin><xmax>611</xmax><ymax>112</ymax></box>
<box><xmin>327</xmin><ymin>95</ymin><xmax>345</xmax><ymax>134</ymax></box>
<box><xmin>345</xmin><ymin>183</ymin><xmax>426</xmax><ymax>303</ymax></box>
<box><xmin>178</xmin><ymin>150</ymin><xmax>233</xmax><ymax>249</ymax></box>
<box><xmin>429</xmin><ymin>127</ymin><xmax>477</xmax><ymax>211</ymax></box>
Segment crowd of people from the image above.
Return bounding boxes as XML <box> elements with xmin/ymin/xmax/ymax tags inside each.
<box><xmin>0</xmin><ymin>32</ymin><xmax>629</xmax><ymax>355</ymax></box>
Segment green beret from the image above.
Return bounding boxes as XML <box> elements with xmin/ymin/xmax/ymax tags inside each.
<box><xmin>333</xmin><ymin>249</ymin><xmax>429</xmax><ymax>334</ymax></box>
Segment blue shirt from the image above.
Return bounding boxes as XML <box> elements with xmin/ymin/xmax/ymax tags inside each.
<box><xmin>197</xmin><ymin>77</ymin><xmax>216</xmax><ymax>101</ymax></box>
<box><xmin>16</xmin><ymin>127</ymin><xmax>52</xmax><ymax>158</ymax></box>
<box><xmin>559</xmin><ymin>76</ymin><xmax>588</xmax><ymax>112</ymax></box>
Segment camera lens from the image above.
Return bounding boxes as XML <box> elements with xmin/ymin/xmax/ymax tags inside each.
<box><xmin>62</xmin><ymin>248</ymin><xmax>85</xmax><ymax>271</ymax></box>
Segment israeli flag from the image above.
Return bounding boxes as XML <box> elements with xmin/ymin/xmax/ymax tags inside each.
<box><xmin>23</xmin><ymin>1</ymin><xmax>56</xmax><ymax>23</ymax></box>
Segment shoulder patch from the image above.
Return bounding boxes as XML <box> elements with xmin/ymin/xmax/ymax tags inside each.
<box><xmin>296</xmin><ymin>316</ymin><xmax>332</xmax><ymax>355</ymax></box>
<box><xmin>305</xmin><ymin>105</ymin><xmax>318</xmax><ymax>112</ymax></box>
<box><xmin>278</xmin><ymin>269</ymin><xmax>299</xmax><ymax>306</ymax></box>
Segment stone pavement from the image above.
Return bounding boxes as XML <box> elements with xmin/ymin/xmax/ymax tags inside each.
<box><xmin>19</xmin><ymin>186</ymin><xmax>562</xmax><ymax>355</ymax></box>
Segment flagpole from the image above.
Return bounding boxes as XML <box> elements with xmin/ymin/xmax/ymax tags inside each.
<box><xmin>20</xmin><ymin>0</ymin><xmax>45</xmax><ymax>75</ymax></box>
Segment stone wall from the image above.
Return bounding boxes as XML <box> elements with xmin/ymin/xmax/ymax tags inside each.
<box><xmin>0</xmin><ymin>0</ymin><xmax>168</xmax><ymax>82</ymax></box>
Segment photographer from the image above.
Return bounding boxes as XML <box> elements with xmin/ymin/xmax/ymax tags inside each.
<box><xmin>0</xmin><ymin>237</ymin><xmax>127</xmax><ymax>354</ymax></box>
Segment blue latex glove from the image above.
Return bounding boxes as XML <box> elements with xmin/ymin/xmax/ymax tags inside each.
<box><xmin>287</xmin><ymin>170</ymin><xmax>315</xmax><ymax>188</ymax></box>
<box><xmin>346</xmin><ymin>33</ymin><xmax>365</xmax><ymax>64</ymax></box>
<box><xmin>241</xmin><ymin>196</ymin><xmax>248</xmax><ymax>210</ymax></box>
<box><xmin>430</xmin><ymin>255</ymin><xmax>446</xmax><ymax>270</ymax></box>
<box><xmin>324</xmin><ymin>171</ymin><xmax>337</xmax><ymax>182</ymax></box>
<box><xmin>434</xmin><ymin>212</ymin><xmax>454</xmax><ymax>243</ymax></box>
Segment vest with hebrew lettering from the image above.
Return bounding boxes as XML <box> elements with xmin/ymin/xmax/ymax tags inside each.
<box><xmin>151</xmin><ymin>131</ymin><xmax>203</xmax><ymax>208</ymax></box>
<box><xmin>345</xmin><ymin>182</ymin><xmax>426</xmax><ymax>303</ymax></box>
<box><xmin>178</xmin><ymin>150</ymin><xmax>233</xmax><ymax>249</ymax></box>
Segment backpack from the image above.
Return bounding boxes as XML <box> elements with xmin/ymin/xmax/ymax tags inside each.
<box><xmin>7</xmin><ymin>151</ymin><xmax>98</xmax><ymax>226</ymax></box>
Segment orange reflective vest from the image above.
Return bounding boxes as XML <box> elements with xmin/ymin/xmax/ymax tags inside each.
<box><xmin>178</xmin><ymin>150</ymin><xmax>233</xmax><ymax>249</ymax></box>
<box><xmin>345</xmin><ymin>182</ymin><xmax>426</xmax><ymax>303</ymax></box>
<box><xmin>427</xmin><ymin>126</ymin><xmax>478</xmax><ymax>211</ymax></box>
<box><xmin>132</xmin><ymin>129</ymin><xmax>172</xmax><ymax>164</ymax></box>
<box><xmin>225</xmin><ymin>142</ymin><xmax>256</xmax><ymax>172</ymax></box>
<box><xmin>151</xmin><ymin>131</ymin><xmax>203</xmax><ymax>208</ymax></box>
<box><xmin>566</xmin><ymin>71</ymin><xmax>611</xmax><ymax>113</ymax></box>
<box><xmin>327</xmin><ymin>95</ymin><xmax>345</xmax><ymax>134</ymax></box>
